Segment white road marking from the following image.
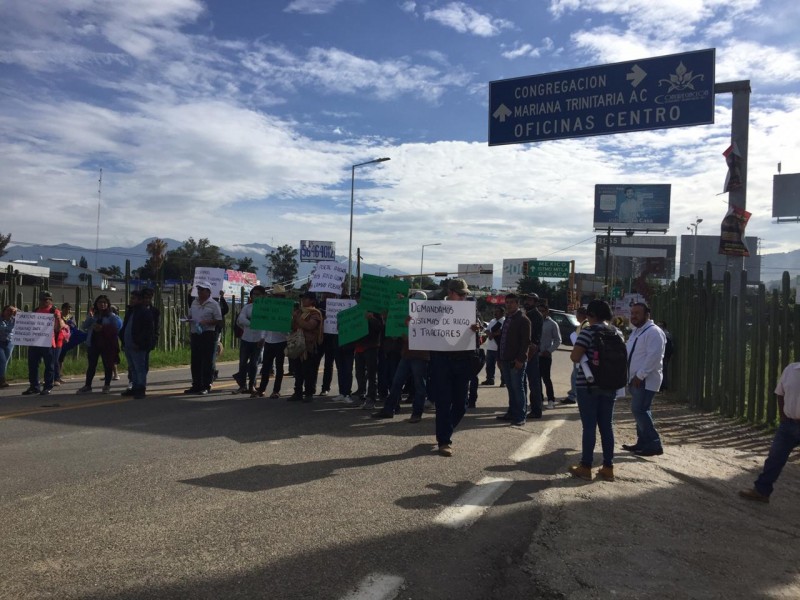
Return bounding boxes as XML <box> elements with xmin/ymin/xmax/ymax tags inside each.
<box><xmin>340</xmin><ymin>573</ymin><xmax>405</xmax><ymax>600</ymax></box>
<box><xmin>434</xmin><ymin>476</ymin><xmax>513</xmax><ymax>529</ymax></box>
<box><xmin>509</xmin><ymin>418</ymin><xmax>567</xmax><ymax>462</ymax></box>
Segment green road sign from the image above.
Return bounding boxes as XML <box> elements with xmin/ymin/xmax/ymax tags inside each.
<box><xmin>527</xmin><ymin>260</ymin><xmax>570</xmax><ymax>279</ymax></box>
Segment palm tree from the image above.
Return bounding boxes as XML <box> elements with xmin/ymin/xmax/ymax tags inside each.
<box><xmin>146</xmin><ymin>238</ymin><xmax>168</xmax><ymax>283</ymax></box>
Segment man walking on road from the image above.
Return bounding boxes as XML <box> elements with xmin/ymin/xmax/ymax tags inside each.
<box><xmin>496</xmin><ymin>293</ymin><xmax>531</xmax><ymax>426</ymax></box>
<box><xmin>622</xmin><ymin>303</ymin><xmax>666</xmax><ymax>456</ymax></box>
<box><xmin>739</xmin><ymin>361</ymin><xmax>800</xmax><ymax>503</ymax></box>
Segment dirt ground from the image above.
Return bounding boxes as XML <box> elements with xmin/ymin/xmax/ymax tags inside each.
<box><xmin>508</xmin><ymin>398</ymin><xmax>800</xmax><ymax>599</ymax></box>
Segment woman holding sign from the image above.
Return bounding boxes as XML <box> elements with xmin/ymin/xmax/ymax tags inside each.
<box><xmin>0</xmin><ymin>305</ymin><xmax>17</xmax><ymax>387</ymax></box>
<box><xmin>77</xmin><ymin>295</ymin><xmax>122</xmax><ymax>394</ymax></box>
<box><xmin>290</xmin><ymin>291</ymin><xmax>324</xmax><ymax>402</ymax></box>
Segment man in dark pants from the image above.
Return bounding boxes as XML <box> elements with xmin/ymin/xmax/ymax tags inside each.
<box><xmin>522</xmin><ymin>294</ymin><xmax>544</xmax><ymax>418</ymax></box>
<box><xmin>23</xmin><ymin>290</ymin><xmax>65</xmax><ymax>396</ymax></box>
<box><xmin>120</xmin><ymin>288</ymin><xmax>160</xmax><ymax>399</ymax></box>
<box><xmin>290</xmin><ymin>291</ymin><xmax>324</xmax><ymax>402</ymax></box>
<box><xmin>186</xmin><ymin>281</ymin><xmax>222</xmax><ymax>395</ymax></box>
<box><xmin>496</xmin><ymin>293</ymin><xmax>531</xmax><ymax>426</ymax></box>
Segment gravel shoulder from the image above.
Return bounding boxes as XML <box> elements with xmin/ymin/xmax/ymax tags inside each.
<box><xmin>507</xmin><ymin>398</ymin><xmax>800</xmax><ymax>599</ymax></box>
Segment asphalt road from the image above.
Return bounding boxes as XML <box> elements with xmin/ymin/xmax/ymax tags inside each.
<box><xmin>1</xmin><ymin>349</ymin><xmax>580</xmax><ymax>600</ymax></box>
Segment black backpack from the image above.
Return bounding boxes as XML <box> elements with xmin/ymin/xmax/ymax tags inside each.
<box><xmin>588</xmin><ymin>325</ymin><xmax>628</xmax><ymax>391</ymax></box>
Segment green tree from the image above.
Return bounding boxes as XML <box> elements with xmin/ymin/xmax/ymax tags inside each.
<box><xmin>265</xmin><ymin>245</ymin><xmax>298</xmax><ymax>288</ymax></box>
<box><xmin>98</xmin><ymin>265</ymin><xmax>124</xmax><ymax>279</ymax></box>
<box><xmin>0</xmin><ymin>232</ymin><xmax>11</xmax><ymax>258</ymax></box>
<box><xmin>236</xmin><ymin>256</ymin><xmax>258</xmax><ymax>273</ymax></box>
<box><xmin>79</xmin><ymin>255</ymin><xmax>88</xmax><ymax>268</ymax></box>
<box><xmin>145</xmin><ymin>238</ymin><xmax>169</xmax><ymax>282</ymax></box>
<box><xmin>157</xmin><ymin>238</ymin><xmax>235</xmax><ymax>281</ymax></box>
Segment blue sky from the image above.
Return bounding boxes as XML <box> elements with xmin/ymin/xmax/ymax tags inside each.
<box><xmin>2</xmin><ymin>0</ymin><xmax>799</xmax><ymax>278</ymax></box>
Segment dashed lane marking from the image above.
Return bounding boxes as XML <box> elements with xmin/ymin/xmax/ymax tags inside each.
<box><xmin>508</xmin><ymin>417</ymin><xmax>567</xmax><ymax>462</ymax></box>
<box><xmin>340</xmin><ymin>573</ymin><xmax>405</xmax><ymax>600</ymax></box>
<box><xmin>433</xmin><ymin>476</ymin><xmax>513</xmax><ymax>529</ymax></box>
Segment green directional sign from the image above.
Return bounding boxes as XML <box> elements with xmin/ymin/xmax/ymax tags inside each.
<box><xmin>527</xmin><ymin>260</ymin><xmax>571</xmax><ymax>279</ymax></box>
<box><xmin>611</xmin><ymin>286</ymin><xmax>622</xmax><ymax>299</ymax></box>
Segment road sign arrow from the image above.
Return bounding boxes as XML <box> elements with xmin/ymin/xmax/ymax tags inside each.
<box><xmin>626</xmin><ymin>64</ymin><xmax>646</xmax><ymax>87</ymax></box>
<box><xmin>492</xmin><ymin>103</ymin><xmax>512</xmax><ymax>122</ymax></box>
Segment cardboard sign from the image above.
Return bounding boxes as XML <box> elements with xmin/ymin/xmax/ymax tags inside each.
<box><xmin>324</xmin><ymin>299</ymin><xmax>357</xmax><ymax>334</ymax></box>
<box><xmin>192</xmin><ymin>267</ymin><xmax>226</xmax><ymax>297</ymax></box>
<box><xmin>408</xmin><ymin>300</ymin><xmax>476</xmax><ymax>352</ymax></box>
<box><xmin>12</xmin><ymin>312</ymin><xmax>54</xmax><ymax>348</ymax></box>
<box><xmin>250</xmin><ymin>297</ymin><xmax>295</xmax><ymax>332</ymax></box>
<box><xmin>359</xmin><ymin>274</ymin><xmax>409</xmax><ymax>313</ymax></box>
<box><xmin>385</xmin><ymin>297</ymin><xmax>410</xmax><ymax>338</ymax></box>
<box><xmin>309</xmin><ymin>261</ymin><xmax>347</xmax><ymax>294</ymax></box>
<box><xmin>337</xmin><ymin>304</ymin><xmax>368</xmax><ymax>346</ymax></box>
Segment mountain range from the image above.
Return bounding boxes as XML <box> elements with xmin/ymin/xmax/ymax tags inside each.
<box><xmin>5</xmin><ymin>239</ymin><xmax>799</xmax><ymax>289</ymax></box>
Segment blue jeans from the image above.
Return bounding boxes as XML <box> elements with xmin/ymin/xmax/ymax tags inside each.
<box><xmin>577</xmin><ymin>387</ymin><xmax>617</xmax><ymax>467</ymax></box>
<box><xmin>28</xmin><ymin>345</ymin><xmax>54</xmax><ymax>390</ymax></box>
<box><xmin>384</xmin><ymin>357</ymin><xmax>428</xmax><ymax>416</ymax></box>
<box><xmin>0</xmin><ymin>341</ymin><xmax>13</xmax><ymax>379</ymax></box>
<box><xmin>237</xmin><ymin>340</ymin><xmax>262</xmax><ymax>389</ymax></box>
<box><xmin>125</xmin><ymin>348</ymin><xmax>150</xmax><ymax>389</ymax></box>
<box><xmin>525</xmin><ymin>356</ymin><xmax>543</xmax><ymax>416</ymax></box>
<box><xmin>567</xmin><ymin>365</ymin><xmax>577</xmax><ymax>400</ymax></box>
<box><xmin>754</xmin><ymin>420</ymin><xmax>800</xmax><ymax>497</ymax></box>
<box><xmin>430</xmin><ymin>353</ymin><xmax>471</xmax><ymax>446</ymax></box>
<box><xmin>630</xmin><ymin>386</ymin><xmax>662</xmax><ymax>451</ymax></box>
<box><xmin>499</xmin><ymin>361</ymin><xmax>527</xmax><ymax>422</ymax></box>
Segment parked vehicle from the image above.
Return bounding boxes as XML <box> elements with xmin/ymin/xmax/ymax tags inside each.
<box><xmin>548</xmin><ymin>309</ymin><xmax>580</xmax><ymax>346</ymax></box>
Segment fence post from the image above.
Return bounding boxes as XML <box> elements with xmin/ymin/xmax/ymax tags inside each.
<box><xmin>767</xmin><ymin>289</ymin><xmax>780</xmax><ymax>424</ymax></box>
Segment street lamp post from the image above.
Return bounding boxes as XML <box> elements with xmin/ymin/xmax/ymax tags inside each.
<box><xmin>378</xmin><ymin>264</ymin><xmax>392</xmax><ymax>277</ymax></box>
<box><xmin>420</xmin><ymin>243</ymin><xmax>442</xmax><ymax>289</ymax></box>
<box><xmin>687</xmin><ymin>217</ymin><xmax>703</xmax><ymax>276</ymax></box>
<box><xmin>348</xmin><ymin>157</ymin><xmax>390</xmax><ymax>295</ymax></box>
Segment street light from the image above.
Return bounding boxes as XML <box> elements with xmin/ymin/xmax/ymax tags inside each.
<box><xmin>348</xmin><ymin>157</ymin><xmax>390</xmax><ymax>295</ymax></box>
<box><xmin>420</xmin><ymin>243</ymin><xmax>442</xmax><ymax>289</ymax></box>
<box><xmin>687</xmin><ymin>217</ymin><xmax>703</xmax><ymax>276</ymax></box>
<box><xmin>379</xmin><ymin>264</ymin><xmax>392</xmax><ymax>277</ymax></box>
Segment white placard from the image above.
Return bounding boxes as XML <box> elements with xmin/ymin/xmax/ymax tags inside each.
<box><xmin>502</xmin><ymin>257</ymin><xmax>536</xmax><ymax>288</ymax></box>
<box><xmin>457</xmin><ymin>263</ymin><xmax>493</xmax><ymax>289</ymax></box>
<box><xmin>192</xmin><ymin>267</ymin><xmax>226</xmax><ymax>297</ymax></box>
<box><xmin>324</xmin><ymin>299</ymin><xmax>357</xmax><ymax>334</ymax></box>
<box><xmin>408</xmin><ymin>300</ymin><xmax>476</xmax><ymax>352</ymax></box>
<box><xmin>310</xmin><ymin>262</ymin><xmax>347</xmax><ymax>294</ymax></box>
<box><xmin>13</xmin><ymin>312</ymin><xmax>54</xmax><ymax>348</ymax></box>
<box><xmin>300</xmin><ymin>240</ymin><xmax>336</xmax><ymax>262</ymax></box>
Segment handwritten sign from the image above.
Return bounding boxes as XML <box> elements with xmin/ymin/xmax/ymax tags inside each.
<box><xmin>13</xmin><ymin>311</ymin><xmax>54</xmax><ymax>348</ymax></box>
<box><xmin>337</xmin><ymin>304</ymin><xmax>368</xmax><ymax>346</ymax></box>
<box><xmin>192</xmin><ymin>267</ymin><xmax>226</xmax><ymax>297</ymax></box>
<box><xmin>309</xmin><ymin>261</ymin><xmax>347</xmax><ymax>294</ymax></box>
<box><xmin>359</xmin><ymin>274</ymin><xmax>409</xmax><ymax>313</ymax></box>
<box><xmin>408</xmin><ymin>300</ymin><xmax>476</xmax><ymax>352</ymax></box>
<box><xmin>324</xmin><ymin>299</ymin><xmax>357</xmax><ymax>334</ymax></box>
<box><xmin>250</xmin><ymin>297</ymin><xmax>294</xmax><ymax>332</ymax></box>
<box><xmin>385</xmin><ymin>297</ymin><xmax>409</xmax><ymax>338</ymax></box>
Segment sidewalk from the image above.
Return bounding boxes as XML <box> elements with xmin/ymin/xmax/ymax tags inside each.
<box><xmin>503</xmin><ymin>399</ymin><xmax>800</xmax><ymax>599</ymax></box>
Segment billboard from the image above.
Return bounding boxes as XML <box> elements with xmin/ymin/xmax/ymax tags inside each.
<box><xmin>773</xmin><ymin>173</ymin><xmax>800</xmax><ymax>221</ymax></box>
<box><xmin>679</xmin><ymin>235</ymin><xmax>760</xmax><ymax>282</ymax></box>
<box><xmin>457</xmin><ymin>263</ymin><xmax>493</xmax><ymax>289</ymax></box>
<box><xmin>595</xmin><ymin>236</ymin><xmax>677</xmax><ymax>281</ymax></box>
<box><xmin>594</xmin><ymin>184</ymin><xmax>671</xmax><ymax>231</ymax></box>
<box><xmin>299</xmin><ymin>240</ymin><xmax>336</xmax><ymax>262</ymax></box>
<box><xmin>502</xmin><ymin>257</ymin><xmax>536</xmax><ymax>288</ymax></box>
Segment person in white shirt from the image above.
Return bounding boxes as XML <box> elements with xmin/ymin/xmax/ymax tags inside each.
<box><xmin>739</xmin><ymin>362</ymin><xmax>800</xmax><ymax>503</ymax></box>
<box><xmin>481</xmin><ymin>305</ymin><xmax>505</xmax><ymax>386</ymax></box>
<box><xmin>234</xmin><ymin>285</ymin><xmax>266</xmax><ymax>394</ymax></box>
<box><xmin>252</xmin><ymin>285</ymin><xmax>289</xmax><ymax>398</ymax></box>
<box><xmin>622</xmin><ymin>303</ymin><xmax>666</xmax><ymax>456</ymax></box>
<box><xmin>186</xmin><ymin>281</ymin><xmax>223</xmax><ymax>395</ymax></box>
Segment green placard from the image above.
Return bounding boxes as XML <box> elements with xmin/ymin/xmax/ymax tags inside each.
<box><xmin>385</xmin><ymin>297</ymin><xmax>409</xmax><ymax>338</ymax></box>
<box><xmin>528</xmin><ymin>260</ymin><xmax>570</xmax><ymax>279</ymax></box>
<box><xmin>359</xmin><ymin>274</ymin><xmax>410</xmax><ymax>313</ymax></box>
<box><xmin>250</xmin><ymin>297</ymin><xmax>295</xmax><ymax>332</ymax></box>
<box><xmin>337</xmin><ymin>305</ymin><xmax>369</xmax><ymax>346</ymax></box>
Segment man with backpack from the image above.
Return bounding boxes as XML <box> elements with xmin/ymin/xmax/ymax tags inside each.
<box><xmin>622</xmin><ymin>303</ymin><xmax>667</xmax><ymax>457</ymax></box>
<box><xmin>569</xmin><ymin>299</ymin><xmax>627</xmax><ymax>481</ymax></box>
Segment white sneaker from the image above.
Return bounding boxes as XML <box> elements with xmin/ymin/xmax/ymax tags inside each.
<box><xmin>546</xmin><ymin>401</ymin><xmax>556</xmax><ymax>409</ymax></box>
<box><xmin>102</xmin><ymin>385</ymin><xmax>111</xmax><ymax>394</ymax></box>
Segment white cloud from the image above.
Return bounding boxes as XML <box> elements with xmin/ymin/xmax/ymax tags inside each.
<box><xmin>502</xmin><ymin>37</ymin><xmax>555</xmax><ymax>60</ymax></box>
<box><xmin>422</xmin><ymin>2</ymin><xmax>513</xmax><ymax>37</ymax></box>
<box><xmin>284</xmin><ymin>0</ymin><xmax>348</xmax><ymax>14</ymax></box>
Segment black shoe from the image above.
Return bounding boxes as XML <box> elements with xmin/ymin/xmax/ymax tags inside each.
<box><xmin>496</xmin><ymin>413</ymin><xmax>513</xmax><ymax>421</ymax></box>
<box><xmin>287</xmin><ymin>394</ymin><xmax>303</xmax><ymax>402</ymax></box>
<box><xmin>184</xmin><ymin>388</ymin><xmax>200</xmax><ymax>395</ymax></box>
<box><xmin>121</xmin><ymin>389</ymin><xmax>135</xmax><ymax>397</ymax></box>
<box><xmin>621</xmin><ymin>444</ymin><xmax>640</xmax><ymax>452</ymax></box>
<box><xmin>371</xmin><ymin>411</ymin><xmax>394</xmax><ymax>419</ymax></box>
<box><xmin>213</xmin><ymin>370</ymin><xmax>219</xmax><ymax>381</ymax></box>
<box><xmin>527</xmin><ymin>412</ymin><xmax>542</xmax><ymax>419</ymax></box>
<box><xmin>302</xmin><ymin>395</ymin><xmax>313</xmax><ymax>403</ymax></box>
<box><xmin>22</xmin><ymin>387</ymin><xmax>41</xmax><ymax>395</ymax></box>
<box><xmin>467</xmin><ymin>402</ymin><xmax>477</xmax><ymax>409</ymax></box>
<box><xmin>39</xmin><ymin>388</ymin><xmax>53</xmax><ymax>396</ymax></box>
<box><xmin>560</xmin><ymin>398</ymin><xmax>577</xmax><ymax>405</ymax></box>
<box><xmin>510</xmin><ymin>420</ymin><xmax>526</xmax><ymax>426</ymax></box>
<box><xmin>133</xmin><ymin>391</ymin><xmax>147</xmax><ymax>400</ymax></box>
<box><xmin>198</xmin><ymin>389</ymin><xmax>209</xmax><ymax>396</ymax></box>
<box><xmin>480</xmin><ymin>380</ymin><xmax>494</xmax><ymax>386</ymax></box>
<box><xmin>499</xmin><ymin>383</ymin><xmax>506</xmax><ymax>388</ymax></box>
<box><xmin>633</xmin><ymin>448</ymin><xmax>664</xmax><ymax>457</ymax></box>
